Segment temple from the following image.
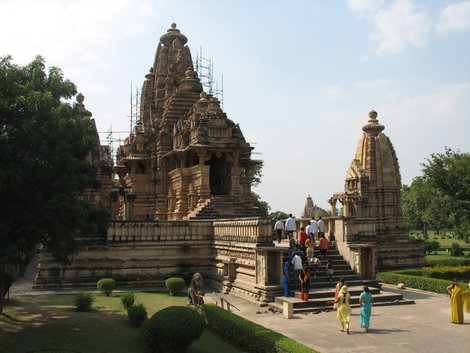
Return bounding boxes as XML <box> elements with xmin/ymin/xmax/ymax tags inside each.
<box><xmin>113</xmin><ymin>23</ymin><xmax>258</xmax><ymax>221</ymax></box>
<box><xmin>302</xmin><ymin>195</ymin><xmax>327</xmax><ymax>218</ymax></box>
<box><xmin>328</xmin><ymin>111</ymin><xmax>425</xmax><ymax>275</ymax></box>
<box><xmin>34</xmin><ymin>26</ymin><xmax>424</xmax><ymax>307</ymax></box>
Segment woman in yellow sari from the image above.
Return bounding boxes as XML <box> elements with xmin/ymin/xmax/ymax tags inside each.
<box><xmin>446</xmin><ymin>279</ymin><xmax>470</xmax><ymax>324</ymax></box>
<box><xmin>335</xmin><ymin>285</ymin><xmax>351</xmax><ymax>334</ymax></box>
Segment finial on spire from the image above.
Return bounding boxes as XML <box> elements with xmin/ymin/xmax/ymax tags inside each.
<box><xmin>362</xmin><ymin>110</ymin><xmax>383</xmax><ymax>136</ymax></box>
<box><xmin>76</xmin><ymin>92</ymin><xmax>84</xmax><ymax>104</ymax></box>
<box><xmin>76</xmin><ymin>93</ymin><xmax>92</xmax><ymax>118</ymax></box>
<box><xmin>171</xmin><ymin>22</ymin><xmax>177</xmax><ymax>29</ymax></box>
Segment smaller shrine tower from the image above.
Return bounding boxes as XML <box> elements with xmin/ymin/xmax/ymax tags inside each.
<box><xmin>329</xmin><ymin>111</ymin><xmax>425</xmax><ymax>275</ymax></box>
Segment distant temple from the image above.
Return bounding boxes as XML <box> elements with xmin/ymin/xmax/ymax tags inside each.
<box><xmin>328</xmin><ymin>111</ymin><xmax>425</xmax><ymax>274</ymax></box>
<box><xmin>113</xmin><ymin>23</ymin><xmax>259</xmax><ymax>221</ymax></box>
<box><xmin>302</xmin><ymin>195</ymin><xmax>327</xmax><ymax>218</ymax></box>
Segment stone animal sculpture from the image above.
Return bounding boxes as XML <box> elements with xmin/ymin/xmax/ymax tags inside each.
<box><xmin>188</xmin><ymin>272</ymin><xmax>204</xmax><ymax>307</ymax></box>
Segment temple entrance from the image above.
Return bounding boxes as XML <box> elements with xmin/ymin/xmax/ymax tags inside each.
<box><xmin>206</xmin><ymin>154</ymin><xmax>229</xmax><ymax>195</ymax></box>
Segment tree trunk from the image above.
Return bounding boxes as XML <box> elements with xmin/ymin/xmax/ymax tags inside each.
<box><xmin>0</xmin><ymin>263</ymin><xmax>5</xmax><ymax>314</ymax></box>
<box><xmin>423</xmin><ymin>225</ymin><xmax>428</xmax><ymax>239</ymax></box>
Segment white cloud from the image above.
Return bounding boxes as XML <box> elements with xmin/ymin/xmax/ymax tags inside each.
<box><xmin>355</xmin><ymin>78</ymin><xmax>393</xmax><ymax>90</ymax></box>
<box><xmin>315</xmin><ymin>86</ymin><xmax>343</xmax><ymax>102</ymax></box>
<box><xmin>0</xmin><ymin>0</ymin><xmax>158</xmax><ymax>63</ymax></box>
<box><xmin>347</xmin><ymin>0</ymin><xmax>385</xmax><ymax>13</ymax></box>
<box><xmin>349</xmin><ymin>0</ymin><xmax>432</xmax><ymax>55</ymax></box>
<box><xmin>437</xmin><ymin>1</ymin><xmax>470</xmax><ymax>35</ymax></box>
<box><xmin>359</xmin><ymin>54</ymin><xmax>369</xmax><ymax>63</ymax></box>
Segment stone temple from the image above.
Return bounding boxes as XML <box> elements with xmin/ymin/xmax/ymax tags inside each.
<box><xmin>34</xmin><ymin>25</ymin><xmax>424</xmax><ymax>304</ymax></box>
<box><xmin>112</xmin><ymin>23</ymin><xmax>259</xmax><ymax>221</ymax></box>
<box><xmin>327</xmin><ymin>111</ymin><xmax>425</xmax><ymax>276</ymax></box>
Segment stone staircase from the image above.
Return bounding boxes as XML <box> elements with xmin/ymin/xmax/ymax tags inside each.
<box><xmin>187</xmin><ymin>195</ymin><xmax>259</xmax><ymax>219</ymax></box>
<box><xmin>269</xmin><ymin>246</ymin><xmax>414</xmax><ymax>313</ymax></box>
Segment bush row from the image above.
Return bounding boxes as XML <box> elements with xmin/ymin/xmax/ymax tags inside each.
<box><xmin>376</xmin><ymin>271</ymin><xmax>453</xmax><ymax>294</ymax></box>
<box><xmin>426</xmin><ymin>257</ymin><xmax>470</xmax><ymax>267</ymax></box>
<box><xmin>422</xmin><ymin>266</ymin><xmax>470</xmax><ymax>281</ymax></box>
<box><xmin>202</xmin><ymin>304</ymin><xmax>318</xmax><ymax>353</ymax></box>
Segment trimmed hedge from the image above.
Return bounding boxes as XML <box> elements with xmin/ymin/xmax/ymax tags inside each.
<box><xmin>74</xmin><ymin>292</ymin><xmax>95</xmax><ymax>312</ymax></box>
<box><xmin>140</xmin><ymin>306</ymin><xmax>205</xmax><ymax>353</ymax></box>
<box><xmin>97</xmin><ymin>278</ymin><xmax>116</xmax><ymax>296</ymax></box>
<box><xmin>201</xmin><ymin>304</ymin><xmax>318</xmax><ymax>353</ymax></box>
<box><xmin>165</xmin><ymin>277</ymin><xmax>185</xmax><ymax>296</ymax></box>
<box><xmin>376</xmin><ymin>271</ymin><xmax>454</xmax><ymax>294</ymax></box>
<box><xmin>121</xmin><ymin>292</ymin><xmax>136</xmax><ymax>309</ymax></box>
<box><xmin>422</xmin><ymin>266</ymin><xmax>470</xmax><ymax>281</ymax></box>
<box><xmin>127</xmin><ymin>303</ymin><xmax>147</xmax><ymax>328</ymax></box>
<box><xmin>426</xmin><ymin>257</ymin><xmax>470</xmax><ymax>267</ymax></box>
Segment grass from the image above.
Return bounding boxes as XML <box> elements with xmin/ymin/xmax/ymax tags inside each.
<box><xmin>0</xmin><ymin>292</ymin><xmax>239</xmax><ymax>353</ymax></box>
<box><xmin>409</xmin><ymin>231</ymin><xmax>470</xmax><ymax>250</ymax></box>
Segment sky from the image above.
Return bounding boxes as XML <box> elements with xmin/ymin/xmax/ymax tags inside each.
<box><xmin>1</xmin><ymin>0</ymin><xmax>470</xmax><ymax>217</ymax></box>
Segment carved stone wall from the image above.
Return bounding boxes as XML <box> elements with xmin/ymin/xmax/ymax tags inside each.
<box><xmin>34</xmin><ymin>217</ymin><xmax>284</xmax><ymax>302</ymax></box>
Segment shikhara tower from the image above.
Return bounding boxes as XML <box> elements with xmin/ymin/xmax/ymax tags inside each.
<box><xmin>114</xmin><ymin>24</ymin><xmax>259</xmax><ymax>221</ymax></box>
<box><xmin>329</xmin><ymin>111</ymin><xmax>425</xmax><ymax>273</ymax></box>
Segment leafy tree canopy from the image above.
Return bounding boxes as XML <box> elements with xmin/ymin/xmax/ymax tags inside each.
<box><xmin>422</xmin><ymin>148</ymin><xmax>470</xmax><ymax>238</ymax></box>
<box><xmin>402</xmin><ymin>148</ymin><xmax>470</xmax><ymax>239</ymax></box>
<box><xmin>0</xmin><ymin>56</ymin><xmax>108</xmax><ymax>311</ymax></box>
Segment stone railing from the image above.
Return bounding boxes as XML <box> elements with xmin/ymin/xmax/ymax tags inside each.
<box><xmin>107</xmin><ymin>220</ymin><xmax>213</xmax><ymax>243</ymax></box>
<box><xmin>213</xmin><ymin>217</ymin><xmax>273</xmax><ymax>244</ymax></box>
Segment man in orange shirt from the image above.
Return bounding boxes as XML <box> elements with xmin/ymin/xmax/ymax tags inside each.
<box><xmin>319</xmin><ymin>234</ymin><xmax>329</xmax><ymax>260</ymax></box>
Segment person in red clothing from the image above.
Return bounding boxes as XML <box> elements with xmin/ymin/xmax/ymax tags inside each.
<box><xmin>319</xmin><ymin>234</ymin><xmax>329</xmax><ymax>260</ymax></box>
<box><xmin>298</xmin><ymin>227</ymin><xmax>308</xmax><ymax>255</ymax></box>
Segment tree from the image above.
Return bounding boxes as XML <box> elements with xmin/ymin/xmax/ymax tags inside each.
<box><xmin>422</xmin><ymin>239</ymin><xmax>440</xmax><ymax>255</ymax></box>
<box><xmin>422</xmin><ymin>148</ymin><xmax>470</xmax><ymax>241</ymax></box>
<box><xmin>401</xmin><ymin>177</ymin><xmax>451</xmax><ymax>236</ymax></box>
<box><xmin>252</xmin><ymin>192</ymin><xmax>271</xmax><ymax>216</ymax></box>
<box><xmin>0</xmin><ymin>56</ymin><xmax>108</xmax><ymax>313</ymax></box>
<box><xmin>269</xmin><ymin>211</ymin><xmax>289</xmax><ymax>220</ymax></box>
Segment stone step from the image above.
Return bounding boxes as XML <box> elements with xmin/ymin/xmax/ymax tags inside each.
<box><xmin>268</xmin><ymin>297</ymin><xmax>415</xmax><ymax>314</ymax></box>
<box><xmin>289</xmin><ymin>278</ymin><xmax>380</xmax><ymax>291</ymax></box>
<box><xmin>293</xmin><ymin>286</ymin><xmax>381</xmax><ymax>299</ymax></box>
<box><xmin>276</xmin><ymin>292</ymin><xmax>404</xmax><ymax>309</ymax></box>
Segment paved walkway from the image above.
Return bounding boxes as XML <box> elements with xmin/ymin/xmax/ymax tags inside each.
<box><xmin>9</xmin><ymin>258</ymin><xmax>468</xmax><ymax>353</ymax></box>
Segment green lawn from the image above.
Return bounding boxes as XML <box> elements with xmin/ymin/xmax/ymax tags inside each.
<box><xmin>0</xmin><ymin>292</ymin><xmax>239</xmax><ymax>353</ymax></box>
<box><xmin>410</xmin><ymin>231</ymin><xmax>470</xmax><ymax>250</ymax></box>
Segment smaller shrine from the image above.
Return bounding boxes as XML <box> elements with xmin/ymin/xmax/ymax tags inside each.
<box><xmin>302</xmin><ymin>195</ymin><xmax>327</xmax><ymax>218</ymax></box>
<box><xmin>328</xmin><ymin>111</ymin><xmax>425</xmax><ymax>276</ymax></box>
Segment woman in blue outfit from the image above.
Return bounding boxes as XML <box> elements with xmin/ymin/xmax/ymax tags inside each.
<box><xmin>283</xmin><ymin>262</ymin><xmax>290</xmax><ymax>297</ymax></box>
<box><xmin>359</xmin><ymin>286</ymin><xmax>373</xmax><ymax>332</ymax></box>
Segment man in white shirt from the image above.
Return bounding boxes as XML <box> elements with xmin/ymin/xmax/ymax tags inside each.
<box><xmin>291</xmin><ymin>252</ymin><xmax>303</xmax><ymax>288</ymax></box>
<box><xmin>318</xmin><ymin>216</ymin><xmax>325</xmax><ymax>237</ymax></box>
<box><xmin>274</xmin><ymin>217</ymin><xmax>284</xmax><ymax>244</ymax></box>
<box><xmin>285</xmin><ymin>214</ymin><xmax>296</xmax><ymax>238</ymax></box>
<box><xmin>306</xmin><ymin>221</ymin><xmax>312</xmax><ymax>239</ymax></box>
<box><xmin>310</xmin><ymin>217</ymin><xmax>318</xmax><ymax>239</ymax></box>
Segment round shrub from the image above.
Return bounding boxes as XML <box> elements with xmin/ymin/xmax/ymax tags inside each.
<box><xmin>165</xmin><ymin>277</ymin><xmax>185</xmax><ymax>296</ymax></box>
<box><xmin>97</xmin><ymin>278</ymin><xmax>116</xmax><ymax>296</ymax></box>
<box><xmin>121</xmin><ymin>292</ymin><xmax>136</xmax><ymax>309</ymax></box>
<box><xmin>127</xmin><ymin>303</ymin><xmax>147</xmax><ymax>328</ymax></box>
<box><xmin>74</xmin><ymin>292</ymin><xmax>95</xmax><ymax>312</ymax></box>
<box><xmin>140</xmin><ymin>306</ymin><xmax>205</xmax><ymax>353</ymax></box>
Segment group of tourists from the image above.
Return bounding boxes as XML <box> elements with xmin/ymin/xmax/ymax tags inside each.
<box><xmin>332</xmin><ymin>277</ymin><xmax>374</xmax><ymax>334</ymax></box>
<box><xmin>274</xmin><ymin>214</ymin><xmax>325</xmax><ymax>244</ymax></box>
